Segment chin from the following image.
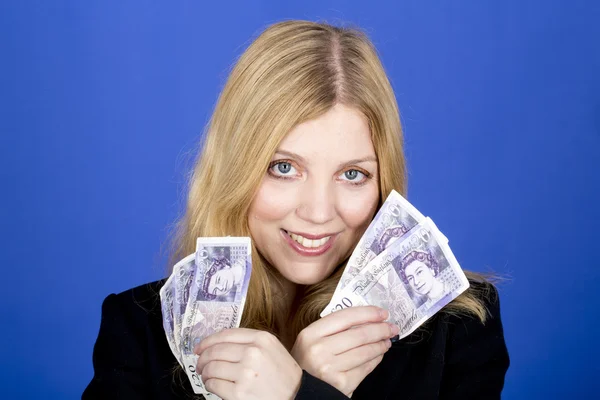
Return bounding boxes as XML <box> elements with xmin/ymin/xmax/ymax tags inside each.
<box><xmin>279</xmin><ymin>263</ymin><xmax>336</xmax><ymax>286</ymax></box>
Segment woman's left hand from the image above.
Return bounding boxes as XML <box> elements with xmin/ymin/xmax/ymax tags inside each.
<box><xmin>194</xmin><ymin>328</ymin><xmax>303</xmax><ymax>400</ymax></box>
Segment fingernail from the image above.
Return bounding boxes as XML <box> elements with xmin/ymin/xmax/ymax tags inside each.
<box><xmin>389</xmin><ymin>323</ymin><xmax>400</xmax><ymax>335</ymax></box>
<box><xmin>386</xmin><ymin>339</ymin><xmax>392</xmax><ymax>349</ymax></box>
<box><xmin>193</xmin><ymin>338</ymin><xmax>203</xmax><ymax>354</ymax></box>
<box><xmin>379</xmin><ymin>309</ymin><xmax>389</xmax><ymax>319</ymax></box>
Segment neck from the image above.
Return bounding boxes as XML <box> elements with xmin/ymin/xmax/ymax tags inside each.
<box><xmin>272</xmin><ymin>275</ymin><xmax>302</xmax><ymax>350</ymax></box>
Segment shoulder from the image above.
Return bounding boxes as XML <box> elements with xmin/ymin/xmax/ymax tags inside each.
<box><xmin>98</xmin><ymin>279</ymin><xmax>168</xmax><ymax>342</ymax></box>
<box><xmin>355</xmin><ymin>280</ymin><xmax>508</xmax><ymax>399</ymax></box>
<box><xmin>441</xmin><ymin>279</ymin><xmax>510</xmax><ymax>396</ymax></box>
<box><xmin>444</xmin><ymin>279</ymin><xmax>506</xmax><ymax>349</ymax></box>
<box><xmin>83</xmin><ymin>279</ymin><xmax>186</xmax><ymax>399</ymax></box>
<box><xmin>110</xmin><ymin>279</ymin><xmax>167</xmax><ymax>313</ymax></box>
<box><xmin>445</xmin><ymin>279</ymin><xmax>504</xmax><ymax>333</ymax></box>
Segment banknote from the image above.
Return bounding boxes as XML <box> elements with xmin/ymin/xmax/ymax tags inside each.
<box><xmin>322</xmin><ymin>219</ymin><xmax>469</xmax><ymax>339</ymax></box>
<box><xmin>180</xmin><ymin>237</ymin><xmax>252</xmax><ymax>396</ymax></box>
<box><xmin>172</xmin><ymin>253</ymin><xmax>196</xmax><ymax>367</ymax></box>
<box><xmin>159</xmin><ymin>272</ymin><xmax>179</xmax><ymax>363</ymax></box>
<box><xmin>333</xmin><ymin>190</ymin><xmax>447</xmax><ymax>296</ymax></box>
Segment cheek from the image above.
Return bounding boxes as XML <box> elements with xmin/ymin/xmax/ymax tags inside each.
<box><xmin>249</xmin><ymin>180</ymin><xmax>297</xmax><ymax>226</ymax></box>
<box><xmin>337</xmin><ymin>187</ymin><xmax>379</xmax><ymax>228</ymax></box>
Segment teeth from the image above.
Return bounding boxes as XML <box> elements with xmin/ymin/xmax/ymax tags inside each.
<box><xmin>287</xmin><ymin>231</ymin><xmax>331</xmax><ymax>248</ymax></box>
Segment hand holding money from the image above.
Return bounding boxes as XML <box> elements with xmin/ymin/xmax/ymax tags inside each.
<box><xmin>322</xmin><ymin>191</ymin><xmax>470</xmax><ymax>341</ymax></box>
<box><xmin>194</xmin><ymin>328</ymin><xmax>303</xmax><ymax>400</ymax></box>
<box><xmin>160</xmin><ymin>237</ymin><xmax>253</xmax><ymax>398</ymax></box>
<box><xmin>160</xmin><ymin>190</ymin><xmax>470</xmax><ymax>397</ymax></box>
<box><xmin>291</xmin><ymin>306</ymin><xmax>397</xmax><ymax>397</ymax></box>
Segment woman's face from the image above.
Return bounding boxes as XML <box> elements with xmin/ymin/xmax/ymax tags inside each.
<box><xmin>404</xmin><ymin>261</ymin><xmax>436</xmax><ymax>296</ymax></box>
<box><xmin>207</xmin><ymin>268</ymin><xmax>235</xmax><ymax>296</ymax></box>
<box><xmin>248</xmin><ymin>103</ymin><xmax>380</xmax><ymax>285</ymax></box>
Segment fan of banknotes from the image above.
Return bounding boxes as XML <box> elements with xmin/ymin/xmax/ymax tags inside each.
<box><xmin>160</xmin><ymin>237</ymin><xmax>253</xmax><ymax>398</ymax></box>
<box><xmin>160</xmin><ymin>190</ymin><xmax>469</xmax><ymax>397</ymax></box>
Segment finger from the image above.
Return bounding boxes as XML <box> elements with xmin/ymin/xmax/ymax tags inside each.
<box><xmin>194</xmin><ymin>328</ymin><xmax>261</xmax><ymax>354</ymax></box>
<box><xmin>203</xmin><ymin>378</ymin><xmax>236</xmax><ymax>399</ymax></box>
<box><xmin>344</xmin><ymin>353</ymin><xmax>384</xmax><ymax>382</ymax></box>
<box><xmin>307</xmin><ymin>306</ymin><xmax>389</xmax><ymax>338</ymax></box>
<box><xmin>201</xmin><ymin>360</ymin><xmax>242</xmax><ymax>383</ymax></box>
<box><xmin>325</xmin><ymin>322</ymin><xmax>398</xmax><ymax>354</ymax></box>
<box><xmin>334</xmin><ymin>339</ymin><xmax>391</xmax><ymax>371</ymax></box>
<box><xmin>196</xmin><ymin>342</ymin><xmax>246</xmax><ymax>372</ymax></box>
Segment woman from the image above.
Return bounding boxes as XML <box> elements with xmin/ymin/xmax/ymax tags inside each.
<box><xmin>83</xmin><ymin>20</ymin><xmax>509</xmax><ymax>399</ymax></box>
<box><xmin>198</xmin><ymin>247</ymin><xmax>247</xmax><ymax>301</ymax></box>
<box><xmin>398</xmin><ymin>250</ymin><xmax>447</xmax><ymax>308</ymax></box>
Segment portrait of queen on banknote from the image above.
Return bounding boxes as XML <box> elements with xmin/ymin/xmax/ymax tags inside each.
<box><xmin>195</xmin><ymin>246</ymin><xmax>248</xmax><ymax>303</ymax></box>
<box><xmin>394</xmin><ymin>250</ymin><xmax>447</xmax><ymax>309</ymax></box>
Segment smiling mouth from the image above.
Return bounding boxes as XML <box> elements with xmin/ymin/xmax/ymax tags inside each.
<box><xmin>283</xmin><ymin>230</ymin><xmax>332</xmax><ymax>248</ymax></box>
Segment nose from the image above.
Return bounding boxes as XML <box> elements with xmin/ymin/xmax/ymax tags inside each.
<box><xmin>296</xmin><ymin>177</ymin><xmax>336</xmax><ymax>225</ymax></box>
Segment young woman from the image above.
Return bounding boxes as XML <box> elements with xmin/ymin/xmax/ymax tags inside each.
<box><xmin>83</xmin><ymin>20</ymin><xmax>509</xmax><ymax>399</ymax></box>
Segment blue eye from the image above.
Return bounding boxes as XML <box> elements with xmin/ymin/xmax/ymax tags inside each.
<box><xmin>270</xmin><ymin>161</ymin><xmax>297</xmax><ymax>177</ymax></box>
<box><xmin>277</xmin><ymin>162</ymin><xmax>292</xmax><ymax>174</ymax></box>
<box><xmin>340</xmin><ymin>169</ymin><xmax>366</xmax><ymax>182</ymax></box>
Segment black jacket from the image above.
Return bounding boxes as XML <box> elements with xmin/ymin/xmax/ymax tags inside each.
<box><xmin>82</xmin><ymin>279</ymin><xmax>509</xmax><ymax>399</ymax></box>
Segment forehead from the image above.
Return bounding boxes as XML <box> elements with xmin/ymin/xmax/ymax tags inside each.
<box><xmin>278</xmin><ymin>104</ymin><xmax>374</xmax><ymax>160</ymax></box>
<box><xmin>405</xmin><ymin>260</ymin><xmax>427</xmax><ymax>273</ymax></box>
<box><xmin>211</xmin><ymin>268</ymin><xmax>229</xmax><ymax>277</ymax></box>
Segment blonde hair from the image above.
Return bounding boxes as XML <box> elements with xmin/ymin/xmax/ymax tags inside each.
<box><xmin>168</xmin><ymin>20</ymin><xmax>491</xmax><ymax>344</ymax></box>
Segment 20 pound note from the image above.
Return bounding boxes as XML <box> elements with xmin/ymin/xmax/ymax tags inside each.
<box><xmin>333</xmin><ymin>190</ymin><xmax>447</xmax><ymax>295</ymax></box>
<box><xmin>181</xmin><ymin>237</ymin><xmax>252</xmax><ymax>396</ymax></box>
<box><xmin>322</xmin><ymin>218</ymin><xmax>469</xmax><ymax>340</ymax></box>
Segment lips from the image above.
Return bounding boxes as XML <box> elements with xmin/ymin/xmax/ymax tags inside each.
<box><xmin>288</xmin><ymin>232</ymin><xmax>332</xmax><ymax>248</ymax></box>
<box><xmin>281</xmin><ymin>229</ymin><xmax>336</xmax><ymax>256</ymax></box>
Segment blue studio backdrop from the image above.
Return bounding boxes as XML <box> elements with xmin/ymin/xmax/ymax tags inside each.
<box><xmin>1</xmin><ymin>1</ymin><xmax>599</xmax><ymax>398</ymax></box>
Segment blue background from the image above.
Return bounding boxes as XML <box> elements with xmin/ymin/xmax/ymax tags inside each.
<box><xmin>1</xmin><ymin>1</ymin><xmax>599</xmax><ymax>398</ymax></box>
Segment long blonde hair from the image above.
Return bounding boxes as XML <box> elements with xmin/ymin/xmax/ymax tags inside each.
<box><xmin>168</xmin><ymin>20</ymin><xmax>490</xmax><ymax>341</ymax></box>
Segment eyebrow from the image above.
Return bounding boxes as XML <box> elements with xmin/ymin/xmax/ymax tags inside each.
<box><xmin>275</xmin><ymin>149</ymin><xmax>378</xmax><ymax>168</ymax></box>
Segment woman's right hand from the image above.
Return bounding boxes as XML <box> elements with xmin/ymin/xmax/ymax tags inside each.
<box><xmin>290</xmin><ymin>306</ymin><xmax>399</xmax><ymax>397</ymax></box>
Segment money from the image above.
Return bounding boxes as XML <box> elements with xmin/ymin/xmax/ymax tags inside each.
<box><xmin>173</xmin><ymin>254</ymin><xmax>196</xmax><ymax>367</ymax></box>
<box><xmin>322</xmin><ymin>218</ymin><xmax>469</xmax><ymax>339</ymax></box>
<box><xmin>180</xmin><ymin>237</ymin><xmax>252</xmax><ymax>396</ymax></box>
<box><xmin>333</xmin><ymin>190</ymin><xmax>447</xmax><ymax>295</ymax></box>
<box><xmin>159</xmin><ymin>191</ymin><xmax>467</xmax><ymax>395</ymax></box>
<box><xmin>159</xmin><ymin>272</ymin><xmax>179</xmax><ymax>363</ymax></box>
